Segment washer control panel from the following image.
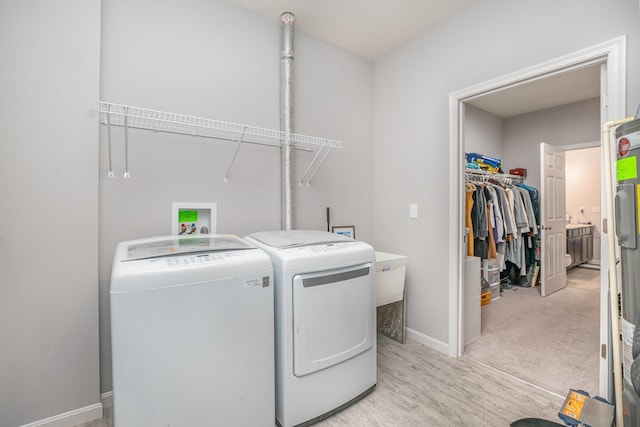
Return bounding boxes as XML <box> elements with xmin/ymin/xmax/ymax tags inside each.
<box><xmin>308</xmin><ymin>243</ymin><xmax>352</xmax><ymax>253</ymax></box>
<box><xmin>140</xmin><ymin>250</ymin><xmax>249</xmax><ymax>269</ymax></box>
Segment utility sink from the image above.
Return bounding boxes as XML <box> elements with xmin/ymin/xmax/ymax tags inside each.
<box><xmin>375</xmin><ymin>251</ymin><xmax>407</xmax><ymax>307</ymax></box>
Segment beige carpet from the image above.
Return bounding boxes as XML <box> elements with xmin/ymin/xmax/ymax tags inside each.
<box><xmin>566</xmin><ymin>267</ymin><xmax>600</xmax><ymax>290</ymax></box>
<box><xmin>464</xmin><ymin>267</ymin><xmax>600</xmax><ymax>397</ymax></box>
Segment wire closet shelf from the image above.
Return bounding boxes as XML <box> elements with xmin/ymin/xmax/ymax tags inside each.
<box><xmin>465</xmin><ymin>169</ymin><xmax>524</xmax><ymax>185</ymax></box>
<box><xmin>98</xmin><ymin>101</ymin><xmax>342</xmax><ymax>184</ymax></box>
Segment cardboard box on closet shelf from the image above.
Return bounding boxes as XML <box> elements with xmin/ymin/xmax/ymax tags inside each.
<box><xmin>509</xmin><ymin>168</ymin><xmax>527</xmax><ymax>177</ymax></box>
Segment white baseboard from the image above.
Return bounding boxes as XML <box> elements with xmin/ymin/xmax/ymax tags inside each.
<box><xmin>405</xmin><ymin>327</ymin><xmax>449</xmax><ymax>355</ymax></box>
<box><xmin>19</xmin><ymin>403</ymin><xmax>103</xmax><ymax>427</ymax></box>
<box><xmin>101</xmin><ymin>391</ymin><xmax>114</xmax><ymax>408</ymax></box>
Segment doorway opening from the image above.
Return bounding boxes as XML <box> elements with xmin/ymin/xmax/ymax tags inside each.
<box><xmin>448</xmin><ymin>36</ymin><xmax>627</xmax><ymax>400</ymax></box>
<box><xmin>463</xmin><ymin>143</ymin><xmax>602</xmax><ymax>397</ymax></box>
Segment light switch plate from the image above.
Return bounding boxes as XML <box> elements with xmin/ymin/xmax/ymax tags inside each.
<box><xmin>409</xmin><ymin>204</ymin><xmax>418</xmax><ymax>219</ymax></box>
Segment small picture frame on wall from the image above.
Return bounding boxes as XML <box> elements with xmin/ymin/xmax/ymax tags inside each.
<box><xmin>332</xmin><ymin>226</ymin><xmax>355</xmax><ymax>239</ymax></box>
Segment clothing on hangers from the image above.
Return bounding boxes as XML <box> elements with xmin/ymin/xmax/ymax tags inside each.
<box><xmin>465</xmin><ymin>182</ymin><xmax>475</xmax><ymax>256</ymax></box>
<box><xmin>464</xmin><ymin>170</ymin><xmax>538</xmax><ymax>282</ymax></box>
<box><xmin>473</xmin><ymin>185</ymin><xmax>488</xmax><ymax>259</ymax></box>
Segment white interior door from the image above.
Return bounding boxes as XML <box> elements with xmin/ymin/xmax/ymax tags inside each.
<box><xmin>540</xmin><ymin>143</ymin><xmax>567</xmax><ymax>296</ymax></box>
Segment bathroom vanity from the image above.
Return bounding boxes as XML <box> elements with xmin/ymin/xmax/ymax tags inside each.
<box><xmin>566</xmin><ymin>224</ymin><xmax>594</xmax><ymax>269</ymax></box>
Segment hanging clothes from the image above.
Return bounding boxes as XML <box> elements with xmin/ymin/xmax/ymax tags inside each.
<box><xmin>518</xmin><ymin>183</ymin><xmax>540</xmax><ymax>265</ymax></box>
<box><xmin>465</xmin><ymin>182</ymin><xmax>475</xmax><ymax>256</ymax></box>
<box><xmin>504</xmin><ymin>187</ymin><xmax>521</xmax><ymax>269</ymax></box>
<box><xmin>464</xmin><ymin>171</ymin><xmax>539</xmax><ymax>284</ymax></box>
<box><xmin>484</xmin><ymin>186</ymin><xmax>497</xmax><ymax>259</ymax></box>
<box><xmin>518</xmin><ymin>183</ymin><xmax>540</xmax><ymax>224</ymax></box>
<box><xmin>487</xmin><ymin>205</ymin><xmax>498</xmax><ymax>259</ymax></box>
<box><xmin>498</xmin><ymin>186</ymin><xmax>517</xmax><ymax>237</ymax></box>
<box><xmin>512</xmin><ymin>187</ymin><xmax>530</xmax><ymax>232</ymax></box>
<box><xmin>486</xmin><ymin>184</ymin><xmax>507</xmax><ymax>269</ymax></box>
<box><xmin>513</xmin><ymin>186</ymin><xmax>538</xmax><ymax>271</ymax></box>
<box><xmin>485</xmin><ymin>184</ymin><xmax>504</xmax><ymax>244</ymax></box>
<box><xmin>473</xmin><ymin>185</ymin><xmax>489</xmax><ymax>259</ymax></box>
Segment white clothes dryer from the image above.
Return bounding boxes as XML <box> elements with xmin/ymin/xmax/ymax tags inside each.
<box><xmin>245</xmin><ymin>230</ymin><xmax>377</xmax><ymax>427</ymax></box>
<box><xmin>110</xmin><ymin>235</ymin><xmax>275</xmax><ymax>427</ymax></box>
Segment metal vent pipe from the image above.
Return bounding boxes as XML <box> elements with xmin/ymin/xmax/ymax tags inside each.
<box><xmin>280</xmin><ymin>12</ymin><xmax>295</xmax><ymax>230</ymax></box>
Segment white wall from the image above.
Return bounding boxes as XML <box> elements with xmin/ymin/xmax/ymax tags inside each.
<box><xmin>503</xmin><ymin>98</ymin><xmax>601</xmax><ymax>189</ymax></box>
<box><xmin>464</xmin><ymin>104</ymin><xmax>504</xmax><ymax>161</ymax></box>
<box><xmin>0</xmin><ymin>1</ymin><xmax>101</xmax><ymax>425</ymax></box>
<box><xmin>373</xmin><ymin>0</ymin><xmax>640</xmax><ymax>346</ymax></box>
<box><xmin>566</xmin><ymin>147</ymin><xmax>602</xmax><ymax>260</ymax></box>
<box><xmin>99</xmin><ymin>0</ymin><xmax>374</xmax><ymax>393</ymax></box>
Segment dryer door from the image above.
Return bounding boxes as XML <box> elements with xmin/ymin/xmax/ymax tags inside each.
<box><xmin>292</xmin><ymin>263</ymin><xmax>374</xmax><ymax>377</ymax></box>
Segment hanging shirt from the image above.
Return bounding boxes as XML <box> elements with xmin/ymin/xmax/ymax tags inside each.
<box><xmin>475</xmin><ymin>186</ymin><xmax>488</xmax><ymax>239</ymax></box>
<box><xmin>473</xmin><ymin>185</ymin><xmax>489</xmax><ymax>259</ymax></box>
<box><xmin>500</xmin><ymin>187</ymin><xmax>517</xmax><ymax>236</ymax></box>
<box><xmin>511</xmin><ymin>186</ymin><xmax>530</xmax><ymax>233</ymax></box>
<box><xmin>465</xmin><ymin>183</ymin><xmax>475</xmax><ymax>257</ymax></box>
<box><xmin>486</xmin><ymin>185</ymin><xmax>505</xmax><ymax>243</ymax></box>
<box><xmin>519</xmin><ymin>183</ymin><xmax>540</xmax><ymax>225</ymax></box>
<box><xmin>514</xmin><ymin>186</ymin><xmax>538</xmax><ymax>234</ymax></box>
<box><xmin>519</xmin><ymin>184</ymin><xmax>540</xmax><ymax>266</ymax></box>
<box><xmin>504</xmin><ymin>188</ymin><xmax>522</xmax><ymax>268</ymax></box>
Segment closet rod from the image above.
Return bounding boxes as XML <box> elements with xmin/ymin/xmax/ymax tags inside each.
<box><xmin>465</xmin><ymin>169</ymin><xmax>524</xmax><ymax>184</ymax></box>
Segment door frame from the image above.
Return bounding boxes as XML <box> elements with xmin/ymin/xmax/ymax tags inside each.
<box><xmin>448</xmin><ymin>37</ymin><xmax>626</xmax><ymax>396</ymax></box>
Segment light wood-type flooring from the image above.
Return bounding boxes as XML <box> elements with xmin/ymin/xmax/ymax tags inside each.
<box><xmin>78</xmin><ymin>334</ymin><xmax>564</xmax><ymax>427</ymax></box>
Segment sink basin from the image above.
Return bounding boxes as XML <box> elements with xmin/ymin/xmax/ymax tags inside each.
<box><xmin>374</xmin><ymin>251</ymin><xmax>407</xmax><ymax>307</ymax></box>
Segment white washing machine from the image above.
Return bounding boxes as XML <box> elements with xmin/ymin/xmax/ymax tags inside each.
<box><xmin>244</xmin><ymin>230</ymin><xmax>377</xmax><ymax>427</ymax></box>
<box><xmin>110</xmin><ymin>235</ymin><xmax>275</xmax><ymax>427</ymax></box>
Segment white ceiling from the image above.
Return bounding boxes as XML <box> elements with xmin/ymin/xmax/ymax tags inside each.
<box><xmin>224</xmin><ymin>0</ymin><xmax>478</xmax><ymax>60</ymax></box>
<box><xmin>223</xmin><ymin>0</ymin><xmax>601</xmax><ymax>117</ymax></box>
<box><xmin>466</xmin><ymin>64</ymin><xmax>602</xmax><ymax>118</ymax></box>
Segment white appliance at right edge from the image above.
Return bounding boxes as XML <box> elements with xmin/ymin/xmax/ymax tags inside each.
<box><xmin>245</xmin><ymin>230</ymin><xmax>377</xmax><ymax>427</ymax></box>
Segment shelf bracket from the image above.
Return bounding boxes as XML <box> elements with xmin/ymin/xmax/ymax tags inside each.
<box><xmin>224</xmin><ymin>126</ymin><xmax>247</xmax><ymax>183</ymax></box>
<box><xmin>300</xmin><ymin>146</ymin><xmax>332</xmax><ymax>186</ymax></box>
<box><xmin>106</xmin><ymin>103</ymin><xmax>114</xmax><ymax>178</ymax></box>
<box><xmin>123</xmin><ymin>106</ymin><xmax>130</xmax><ymax>178</ymax></box>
